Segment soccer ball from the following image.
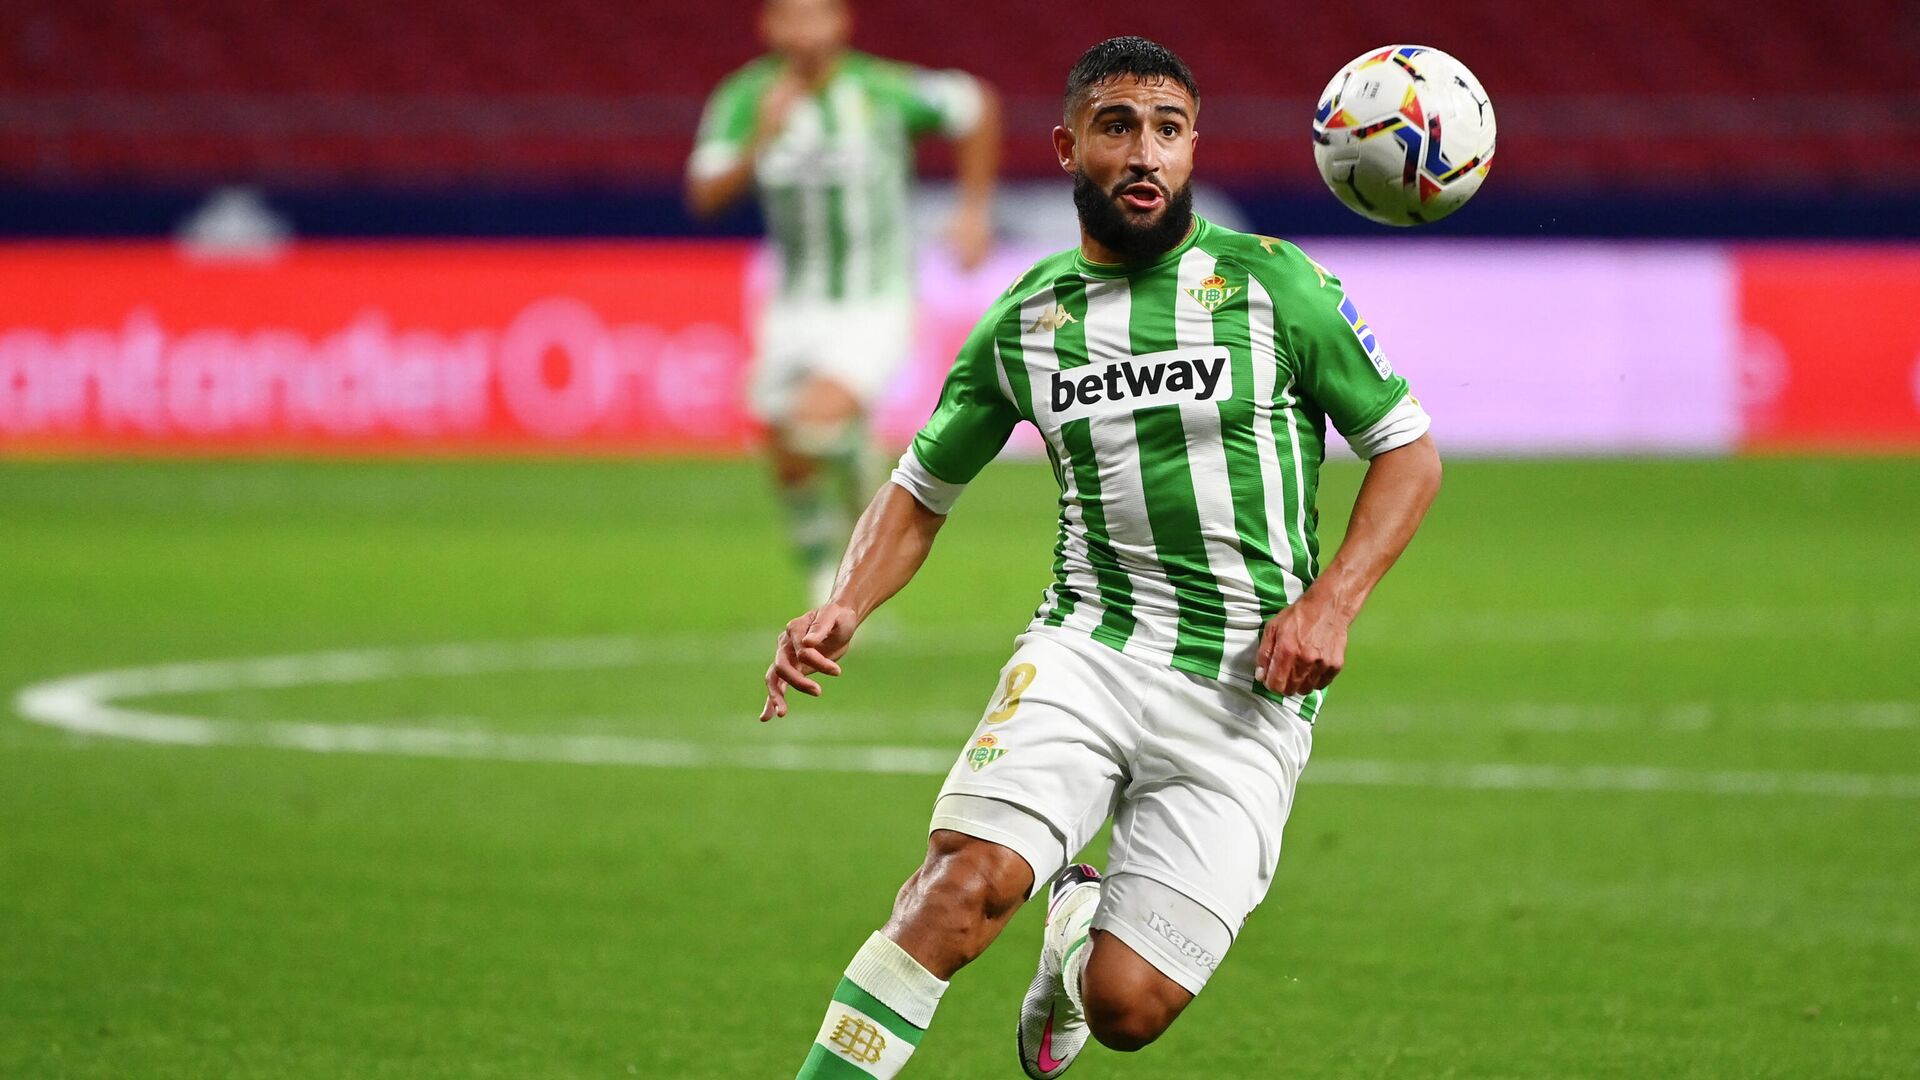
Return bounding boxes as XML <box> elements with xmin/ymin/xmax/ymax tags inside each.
<box><xmin>1311</xmin><ymin>45</ymin><xmax>1495</xmax><ymax>226</ymax></box>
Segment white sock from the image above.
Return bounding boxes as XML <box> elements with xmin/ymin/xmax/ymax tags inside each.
<box><xmin>798</xmin><ymin>932</ymin><xmax>949</xmax><ymax>1078</ymax></box>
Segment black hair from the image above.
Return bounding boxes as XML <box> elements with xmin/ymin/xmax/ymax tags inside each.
<box><xmin>1063</xmin><ymin>36</ymin><xmax>1199</xmax><ymax>122</ymax></box>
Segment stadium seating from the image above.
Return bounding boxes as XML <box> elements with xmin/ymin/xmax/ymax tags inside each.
<box><xmin>0</xmin><ymin>0</ymin><xmax>1911</xmax><ymax>188</ymax></box>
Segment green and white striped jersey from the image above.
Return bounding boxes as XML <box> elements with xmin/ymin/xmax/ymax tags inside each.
<box><xmin>688</xmin><ymin>51</ymin><xmax>983</xmax><ymax>304</ymax></box>
<box><xmin>890</xmin><ymin>217</ymin><xmax>1430</xmax><ymax>713</ymax></box>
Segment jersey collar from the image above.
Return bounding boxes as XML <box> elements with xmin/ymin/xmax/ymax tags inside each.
<box><xmin>1073</xmin><ymin>215</ymin><xmax>1209</xmax><ymax>279</ymax></box>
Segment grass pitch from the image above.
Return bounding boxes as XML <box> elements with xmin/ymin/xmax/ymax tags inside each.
<box><xmin>1</xmin><ymin>456</ymin><xmax>1916</xmax><ymax>1078</ymax></box>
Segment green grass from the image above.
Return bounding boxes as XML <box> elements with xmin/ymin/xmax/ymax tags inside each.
<box><xmin>1</xmin><ymin>457</ymin><xmax>1916</xmax><ymax>1078</ymax></box>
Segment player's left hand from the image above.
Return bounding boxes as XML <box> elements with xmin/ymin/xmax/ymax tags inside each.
<box><xmin>945</xmin><ymin>200</ymin><xmax>992</xmax><ymax>272</ymax></box>
<box><xmin>759</xmin><ymin>603</ymin><xmax>859</xmax><ymax>721</ymax></box>
<box><xmin>1255</xmin><ymin>596</ymin><xmax>1350</xmax><ymax>697</ymax></box>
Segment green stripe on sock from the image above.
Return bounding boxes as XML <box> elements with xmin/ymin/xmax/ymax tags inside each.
<box><xmin>797</xmin><ymin>1042</ymin><xmax>876</xmax><ymax>1078</ymax></box>
<box><xmin>832</xmin><ymin>977</ymin><xmax>925</xmax><ymax>1046</ymax></box>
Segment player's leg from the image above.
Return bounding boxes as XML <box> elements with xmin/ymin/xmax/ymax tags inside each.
<box><xmin>795</xmin><ymin>633</ymin><xmax>1134</xmax><ymax>1078</ymax></box>
<box><xmin>793</xmin><ymin>830</ymin><xmax>1031</xmax><ymax>1079</ymax></box>
<box><xmin>758</xmin><ymin>301</ymin><xmax>907</xmax><ymax>604</ymax></box>
<box><xmin>767</xmin><ymin>374</ymin><xmax>863</xmax><ymax>605</ymax></box>
<box><xmin>1071</xmin><ymin>670</ymin><xmax>1314</xmax><ymax>1053</ymax></box>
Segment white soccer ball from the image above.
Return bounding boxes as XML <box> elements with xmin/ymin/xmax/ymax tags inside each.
<box><xmin>1311</xmin><ymin>45</ymin><xmax>1496</xmax><ymax>226</ymax></box>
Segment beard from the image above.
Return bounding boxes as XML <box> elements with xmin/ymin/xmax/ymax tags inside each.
<box><xmin>1072</xmin><ymin>169</ymin><xmax>1195</xmax><ymax>262</ymax></box>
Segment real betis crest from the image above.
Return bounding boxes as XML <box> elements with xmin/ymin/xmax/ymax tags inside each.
<box><xmin>1184</xmin><ymin>273</ymin><xmax>1242</xmax><ymax>312</ymax></box>
<box><xmin>967</xmin><ymin>733</ymin><xmax>1008</xmax><ymax>772</ymax></box>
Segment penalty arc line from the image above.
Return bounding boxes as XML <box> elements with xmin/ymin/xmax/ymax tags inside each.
<box><xmin>11</xmin><ymin>637</ymin><xmax>1920</xmax><ymax>800</ymax></box>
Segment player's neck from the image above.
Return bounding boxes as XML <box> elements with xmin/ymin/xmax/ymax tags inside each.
<box><xmin>784</xmin><ymin>49</ymin><xmax>848</xmax><ymax>90</ymax></box>
<box><xmin>1078</xmin><ymin>219</ymin><xmax>1198</xmax><ymax>268</ymax></box>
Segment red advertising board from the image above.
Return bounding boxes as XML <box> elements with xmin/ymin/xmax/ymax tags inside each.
<box><xmin>4</xmin><ymin>240</ymin><xmax>1918</xmax><ymax>455</ymax></box>
<box><xmin>0</xmin><ymin>242</ymin><xmax>757</xmax><ymax>453</ymax></box>
<box><xmin>1737</xmin><ymin>247</ymin><xmax>1920</xmax><ymax>450</ymax></box>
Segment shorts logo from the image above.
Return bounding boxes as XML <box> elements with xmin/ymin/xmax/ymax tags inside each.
<box><xmin>1183</xmin><ymin>272</ymin><xmax>1242</xmax><ymax>313</ymax></box>
<box><xmin>1147</xmin><ymin>911</ymin><xmax>1220</xmax><ymax>971</ymax></box>
<box><xmin>827</xmin><ymin>1014</ymin><xmax>887</xmax><ymax>1063</ymax></box>
<box><xmin>967</xmin><ymin>733</ymin><xmax>1008</xmax><ymax>772</ymax></box>
<box><xmin>1048</xmin><ymin>346</ymin><xmax>1233</xmax><ymax>423</ymax></box>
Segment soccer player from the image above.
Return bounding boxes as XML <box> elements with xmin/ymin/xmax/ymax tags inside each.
<box><xmin>760</xmin><ymin>37</ymin><xmax>1442</xmax><ymax>1078</ymax></box>
<box><xmin>686</xmin><ymin>0</ymin><xmax>1001</xmax><ymax>603</ymax></box>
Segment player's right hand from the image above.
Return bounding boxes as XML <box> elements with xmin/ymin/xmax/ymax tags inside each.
<box><xmin>759</xmin><ymin>603</ymin><xmax>858</xmax><ymax>721</ymax></box>
<box><xmin>755</xmin><ymin>71</ymin><xmax>806</xmax><ymax>144</ymax></box>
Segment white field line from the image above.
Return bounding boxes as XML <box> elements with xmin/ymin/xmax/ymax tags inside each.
<box><xmin>11</xmin><ymin>636</ymin><xmax>1920</xmax><ymax>800</ymax></box>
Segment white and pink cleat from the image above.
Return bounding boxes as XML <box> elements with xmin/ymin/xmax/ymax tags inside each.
<box><xmin>1018</xmin><ymin>863</ymin><xmax>1103</xmax><ymax>1079</ymax></box>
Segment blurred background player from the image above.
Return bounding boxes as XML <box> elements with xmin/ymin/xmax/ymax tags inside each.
<box><xmin>685</xmin><ymin>0</ymin><xmax>1001</xmax><ymax>602</ymax></box>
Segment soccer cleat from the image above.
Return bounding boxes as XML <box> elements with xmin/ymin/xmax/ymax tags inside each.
<box><xmin>1018</xmin><ymin>863</ymin><xmax>1102</xmax><ymax>1079</ymax></box>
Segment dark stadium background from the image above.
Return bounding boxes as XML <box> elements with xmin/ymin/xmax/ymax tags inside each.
<box><xmin>1</xmin><ymin>3</ymin><xmax>1915</xmax><ymax>1078</ymax></box>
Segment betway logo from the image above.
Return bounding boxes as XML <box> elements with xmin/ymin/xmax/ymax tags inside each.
<box><xmin>1147</xmin><ymin>911</ymin><xmax>1220</xmax><ymax>971</ymax></box>
<box><xmin>1047</xmin><ymin>346</ymin><xmax>1231</xmax><ymax>423</ymax></box>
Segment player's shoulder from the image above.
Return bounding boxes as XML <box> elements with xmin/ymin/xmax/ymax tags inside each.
<box><xmin>1199</xmin><ymin>222</ymin><xmax>1344</xmax><ymax>299</ymax></box>
<box><xmin>996</xmin><ymin>248</ymin><xmax>1082</xmax><ymax>308</ymax></box>
<box><xmin>840</xmin><ymin>50</ymin><xmax>923</xmax><ymax>92</ymax></box>
<box><xmin>952</xmin><ymin>248</ymin><xmax>1081</xmax><ymax>354</ymax></box>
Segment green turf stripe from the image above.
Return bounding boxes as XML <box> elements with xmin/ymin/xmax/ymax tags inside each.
<box><xmin>831</xmin><ymin>977</ymin><xmax>925</xmax><ymax>1046</ymax></box>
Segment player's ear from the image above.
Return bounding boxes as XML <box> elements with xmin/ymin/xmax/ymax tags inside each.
<box><xmin>1053</xmin><ymin>125</ymin><xmax>1076</xmax><ymax>175</ymax></box>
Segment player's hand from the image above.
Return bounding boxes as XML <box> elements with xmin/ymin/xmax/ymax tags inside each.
<box><xmin>755</xmin><ymin>71</ymin><xmax>806</xmax><ymax>146</ymax></box>
<box><xmin>1255</xmin><ymin>595</ymin><xmax>1350</xmax><ymax>697</ymax></box>
<box><xmin>945</xmin><ymin>200</ymin><xmax>993</xmax><ymax>272</ymax></box>
<box><xmin>759</xmin><ymin>602</ymin><xmax>859</xmax><ymax>721</ymax></box>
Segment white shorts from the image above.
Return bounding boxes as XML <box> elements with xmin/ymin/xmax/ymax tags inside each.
<box><xmin>929</xmin><ymin>628</ymin><xmax>1313</xmax><ymax>990</ymax></box>
<box><xmin>749</xmin><ymin>298</ymin><xmax>913</xmax><ymax>423</ymax></box>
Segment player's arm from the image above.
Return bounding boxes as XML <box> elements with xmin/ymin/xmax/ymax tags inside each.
<box><xmin>685</xmin><ymin>68</ymin><xmax>802</xmax><ymax>219</ymax></box>
<box><xmin>759</xmin><ymin>484</ymin><xmax>947</xmax><ymax>721</ymax></box>
<box><xmin>944</xmin><ymin>80</ymin><xmax>1000</xmax><ymax>270</ymax></box>
<box><xmin>759</xmin><ymin>308</ymin><xmax>1020</xmax><ymax>721</ymax></box>
<box><xmin>1256</xmin><ymin>434</ymin><xmax>1441</xmax><ymax>696</ymax></box>
<box><xmin>898</xmin><ymin>65</ymin><xmax>1001</xmax><ymax>270</ymax></box>
<box><xmin>1253</xmin><ymin>245</ymin><xmax>1442</xmax><ymax>696</ymax></box>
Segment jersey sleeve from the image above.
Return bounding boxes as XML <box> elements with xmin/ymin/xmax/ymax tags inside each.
<box><xmin>891</xmin><ymin>309</ymin><xmax>1020</xmax><ymax>513</ymax></box>
<box><xmin>889</xmin><ymin>63</ymin><xmax>985</xmax><ymax>138</ymax></box>
<box><xmin>686</xmin><ymin>69</ymin><xmax>762</xmax><ymax>182</ymax></box>
<box><xmin>1265</xmin><ymin>244</ymin><xmax>1431</xmax><ymax>458</ymax></box>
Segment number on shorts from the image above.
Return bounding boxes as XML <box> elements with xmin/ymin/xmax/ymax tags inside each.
<box><xmin>986</xmin><ymin>663</ymin><xmax>1037</xmax><ymax>723</ymax></box>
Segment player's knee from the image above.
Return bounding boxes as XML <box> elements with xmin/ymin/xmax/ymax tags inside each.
<box><xmin>769</xmin><ymin>443</ymin><xmax>815</xmax><ymax>487</ymax></box>
<box><xmin>1082</xmin><ymin>930</ymin><xmax>1191</xmax><ymax>1051</ymax></box>
<box><xmin>786</xmin><ymin>378</ymin><xmax>862</xmax><ymax>452</ymax></box>
<box><xmin>1084</xmin><ymin>993</ymin><xmax>1176</xmax><ymax>1052</ymax></box>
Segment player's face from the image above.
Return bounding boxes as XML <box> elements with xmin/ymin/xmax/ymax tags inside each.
<box><xmin>760</xmin><ymin>0</ymin><xmax>850</xmax><ymax>70</ymax></box>
<box><xmin>1055</xmin><ymin>76</ymin><xmax>1198</xmax><ymax>260</ymax></box>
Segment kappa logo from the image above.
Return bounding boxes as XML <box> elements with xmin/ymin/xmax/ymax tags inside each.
<box><xmin>1147</xmin><ymin>911</ymin><xmax>1220</xmax><ymax>971</ymax></box>
<box><xmin>1047</xmin><ymin>347</ymin><xmax>1232</xmax><ymax>423</ymax></box>
<box><xmin>1027</xmin><ymin>304</ymin><xmax>1078</xmax><ymax>334</ymax></box>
